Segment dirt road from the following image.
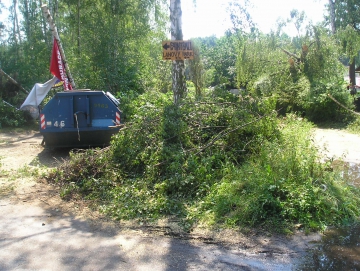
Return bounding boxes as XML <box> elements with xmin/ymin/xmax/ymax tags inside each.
<box><xmin>313</xmin><ymin>128</ymin><xmax>360</xmax><ymax>164</ymax></box>
<box><xmin>2</xmin><ymin>128</ymin><xmax>355</xmax><ymax>270</ymax></box>
<box><xmin>1</xmin><ymin>193</ymin><xmax>312</xmax><ymax>270</ymax></box>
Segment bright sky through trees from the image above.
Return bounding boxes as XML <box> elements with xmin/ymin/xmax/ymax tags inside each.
<box><xmin>1</xmin><ymin>0</ymin><xmax>327</xmax><ymax>38</ymax></box>
<box><xmin>182</xmin><ymin>0</ymin><xmax>328</xmax><ymax>38</ymax></box>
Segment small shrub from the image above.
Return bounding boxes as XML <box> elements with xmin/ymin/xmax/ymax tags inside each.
<box><xmin>0</xmin><ymin>102</ymin><xmax>31</xmax><ymax>127</ymax></box>
<box><xmin>302</xmin><ymin>81</ymin><xmax>354</xmax><ymax>122</ymax></box>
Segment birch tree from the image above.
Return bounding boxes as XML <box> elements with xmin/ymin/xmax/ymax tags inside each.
<box><xmin>170</xmin><ymin>0</ymin><xmax>187</xmax><ymax>104</ymax></box>
<box><xmin>328</xmin><ymin>0</ymin><xmax>336</xmax><ymax>34</ymax></box>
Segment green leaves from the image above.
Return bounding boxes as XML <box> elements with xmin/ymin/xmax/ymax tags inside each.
<box><xmin>0</xmin><ymin>101</ymin><xmax>30</xmax><ymax>127</ymax></box>
<box><xmin>45</xmin><ymin>95</ymin><xmax>360</xmax><ymax>232</ymax></box>
<box><xmin>46</xmin><ymin>89</ymin><xmax>281</xmax><ymax>222</ymax></box>
<box><xmin>195</xmin><ymin>114</ymin><xmax>360</xmax><ymax>231</ymax></box>
<box><xmin>235</xmin><ymin>26</ymin><xmax>353</xmax><ymax>122</ymax></box>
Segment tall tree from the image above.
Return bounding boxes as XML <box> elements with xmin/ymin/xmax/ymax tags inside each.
<box><xmin>57</xmin><ymin>0</ymin><xmax>167</xmax><ymax>93</ymax></box>
<box><xmin>0</xmin><ymin>0</ymin><xmax>168</xmax><ymax>93</ymax></box>
<box><xmin>328</xmin><ymin>0</ymin><xmax>336</xmax><ymax>34</ymax></box>
<box><xmin>327</xmin><ymin>0</ymin><xmax>360</xmax><ymax>86</ymax></box>
<box><xmin>12</xmin><ymin>0</ymin><xmax>22</xmax><ymax>45</ymax></box>
<box><xmin>170</xmin><ymin>0</ymin><xmax>187</xmax><ymax>104</ymax></box>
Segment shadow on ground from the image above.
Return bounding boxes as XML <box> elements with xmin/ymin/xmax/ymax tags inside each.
<box><xmin>0</xmin><ymin>188</ymin><xmax>321</xmax><ymax>271</ymax></box>
<box><xmin>35</xmin><ymin>147</ymin><xmax>72</xmax><ymax>168</ymax></box>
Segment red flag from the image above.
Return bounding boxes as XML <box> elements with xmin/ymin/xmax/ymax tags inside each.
<box><xmin>50</xmin><ymin>38</ymin><xmax>72</xmax><ymax>91</ymax></box>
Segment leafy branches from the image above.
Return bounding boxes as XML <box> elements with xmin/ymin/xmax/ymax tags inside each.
<box><xmin>236</xmin><ymin>26</ymin><xmax>352</xmax><ymax>122</ymax></box>
<box><xmin>45</xmin><ymin>91</ymin><xmax>360</xmax><ymax>232</ymax></box>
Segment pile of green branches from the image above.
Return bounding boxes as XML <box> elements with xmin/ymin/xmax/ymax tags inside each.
<box><xmin>46</xmin><ymin>90</ymin><xmax>360</xmax><ymax>232</ymax></box>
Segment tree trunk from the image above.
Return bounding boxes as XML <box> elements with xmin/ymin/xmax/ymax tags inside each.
<box><xmin>42</xmin><ymin>4</ymin><xmax>76</xmax><ymax>89</ymax></box>
<box><xmin>23</xmin><ymin>0</ymin><xmax>30</xmax><ymax>40</ymax></box>
<box><xmin>11</xmin><ymin>0</ymin><xmax>21</xmax><ymax>62</ymax></box>
<box><xmin>77</xmin><ymin>0</ymin><xmax>81</xmax><ymax>55</ymax></box>
<box><xmin>328</xmin><ymin>0</ymin><xmax>336</xmax><ymax>34</ymax></box>
<box><xmin>346</xmin><ymin>0</ymin><xmax>356</xmax><ymax>86</ymax></box>
<box><xmin>170</xmin><ymin>0</ymin><xmax>187</xmax><ymax>104</ymax></box>
<box><xmin>13</xmin><ymin>0</ymin><xmax>22</xmax><ymax>44</ymax></box>
<box><xmin>40</xmin><ymin>0</ymin><xmax>48</xmax><ymax>45</ymax></box>
<box><xmin>12</xmin><ymin>1</ymin><xmax>17</xmax><ymax>46</ymax></box>
<box><xmin>350</xmin><ymin>57</ymin><xmax>356</xmax><ymax>86</ymax></box>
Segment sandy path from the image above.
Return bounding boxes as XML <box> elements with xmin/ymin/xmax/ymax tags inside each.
<box><xmin>312</xmin><ymin>128</ymin><xmax>360</xmax><ymax>164</ymax></box>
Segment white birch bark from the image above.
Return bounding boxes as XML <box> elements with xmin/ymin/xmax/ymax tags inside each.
<box><xmin>41</xmin><ymin>4</ymin><xmax>76</xmax><ymax>89</ymax></box>
<box><xmin>328</xmin><ymin>0</ymin><xmax>336</xmax><ymax>34</ymax></box>
<box><xmin>12</xmin><ymin>0</ymin><xmax>22</xmax><ymax>45</ymax></box>
<box><xmin>170</xmin><ymin>0</ymin><xmax>187</xmax><ymax>104</ymax></box>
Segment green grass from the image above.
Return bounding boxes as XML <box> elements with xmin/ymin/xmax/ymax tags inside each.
<box><xmin>345</xmin><ymin>116</ymin><xmax>360</xmax><ymax>135</ymax></box>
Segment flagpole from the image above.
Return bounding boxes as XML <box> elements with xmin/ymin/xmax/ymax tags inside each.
<box><xmin>41</xmin><ymin>4</ymin><xmax>76</xmax><ymax>89</ymax></box>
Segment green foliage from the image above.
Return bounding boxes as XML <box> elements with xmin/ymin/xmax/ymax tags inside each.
<box><xmin>346</xmin><ymin>116</ymin><xmax>360</xmax><ymax>134</ymax></box>
<box><xmin>58</xmin><ymin>0</ymin><xmax>168</xmax><ymax>94</ymax></box>
<box><xmin>330</xmin><ymin>0</ymin><xmax>360</xmax><ymax>32</ymax></box>
<box><xmin>49</xmin><ymin>148</ymin><xmax>117</xmax><ymax>200</ymax></box>
<box><xmin>302</xmin><ymin>80</ymin><xmax>354</xmax><ymax>122</ymax></box>
<box><xmin>288</xmin><ymin>9</ymin><xmax>306</xmax><ymax>37</ymax></box>
<box><xmin>47</xmin><ymin>89</ymin><xmax>279</xmax><ymax>219</ymax></box>
<box><xmin>111</xmin><ymin>89</ymin><xmax>278</xmax><ymax>196</ymax></box>
<box><xmin>193</xmin><ymin>34</ymin><xmax>240</xmax><ymax>88</ymax></box>
<box><xmin>187</xmin><ymin>41</ymin><xmax>205</xmax><ymax>97</ymax></box>
<box><xmin>0</xmin><ymin>0</ymin><xmax>168</xmax><ymax>95</ymax></box>
<box><xmin>194</xmin><ymin>115</ymin><xmax>360</xmax><ymax>231</ymax></box>
<box><xmin>7</xmin><ymin>0</ymin><xmax>358</xmax><ymax>232</ymax></box>
<box><xmin>236</xmin><ymin>27</ymin><xmax>353</xmax><ymax>122</ymax></box>
<box><xmin>0</xmin><ymin>0</ymin><xmax>53</xmax><ymax>89</ymax></box>
<box><xmin>0</xmin><ymin>101</ymin><xmax>30</xmax><ymax>127</ymax></box>
<box><xmin>45</xmin><ymin>92</ymin><xmax>360</xmax><ymax>232</ymax></box>
<box><xmin>337</xmin><ymin>25</ymin><xmax>360</xmax><ymax>60</ymax></box>
<box><xmin>237</xmin><ymin>33</ymin><xmax>284</xmax><ymax>90</ymax></box>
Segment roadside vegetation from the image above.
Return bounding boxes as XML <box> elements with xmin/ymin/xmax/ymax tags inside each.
<box><xmin>0</xmin><ymin>102</ymin><xmax>34</xmax><ymax>128</ymax></box>
<box><xmin>1</xmin><ymin>1</ymin><xmax>360</xmax><ymax>233</ymax></box>
<box><xmin>46</xmin><ymin>90</ymin><xmax>360</xmax><ymax>233</ymax></box>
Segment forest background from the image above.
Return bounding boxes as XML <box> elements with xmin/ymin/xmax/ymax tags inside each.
<box><xmin>1</xmin><ymin>0</ymin><xmax>360</xmax><ymax>233</ymax></box>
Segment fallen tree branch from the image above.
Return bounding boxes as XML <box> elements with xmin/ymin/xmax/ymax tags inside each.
<box><xmin>279</xmin><ymin>48</ymin><xmax>300</xmax><ymax>62</ymax></box>
<box><xmin>194</xmin><ymin>114</ymin><xmax>267</xmax><ymax>156</ymax></box>
<box><xmin>327</xmin><ymin>94</ymin><xmax>360</xmax><ymax>116</ymax></box>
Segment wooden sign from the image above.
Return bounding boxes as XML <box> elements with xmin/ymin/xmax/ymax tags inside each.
<box><xmin>162</xmin><ymin>40</ymin><xmax>194</xmax><ymax>60</ymax></box>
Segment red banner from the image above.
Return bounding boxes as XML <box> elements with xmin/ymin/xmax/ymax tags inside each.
<box><xmin>50</xmin><ymin>38</ymin><xmax>72</xmax><ymax>91</ymax></box>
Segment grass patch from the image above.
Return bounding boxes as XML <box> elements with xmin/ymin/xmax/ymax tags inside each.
<box><xmin>345</xmin><ymin>116</ymin><xmax>360</xmax><ymax>135</ymax></box>
<box><xmin>0</xmin><ymin>180</ymin><xmax>15</xmax><ymax>197</ymax></box>
<box><xmin>45</xmin><ymin>91</ymin><xmax>360</xmax><ymax>233</ymax></box>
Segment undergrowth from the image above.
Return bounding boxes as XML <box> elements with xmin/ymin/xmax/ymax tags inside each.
<box><xmin>191</xmin><ymin>117</ymin><xmax>360</xmax><ymax>232</ymax></box>
<box><xmin>46</xmin><ymin>90</ymin><xmax>360</xmax><ymax>233</ymax></box>
<box><xmin>346</xmin><ymin>115</ymin><xmax>360</xmax><ymax>135</ymax></box>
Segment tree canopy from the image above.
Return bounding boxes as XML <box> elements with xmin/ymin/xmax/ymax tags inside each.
<box><xmin>0</xmin><ymin>0</ymin><xmax>358</xmax><ymax>122</ymax></box>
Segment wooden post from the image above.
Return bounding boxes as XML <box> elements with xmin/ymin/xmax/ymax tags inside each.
<box><xmin>41</xmin><ymin>4</ymin><xmax>76</xmax><ymax>89</ymax></box>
